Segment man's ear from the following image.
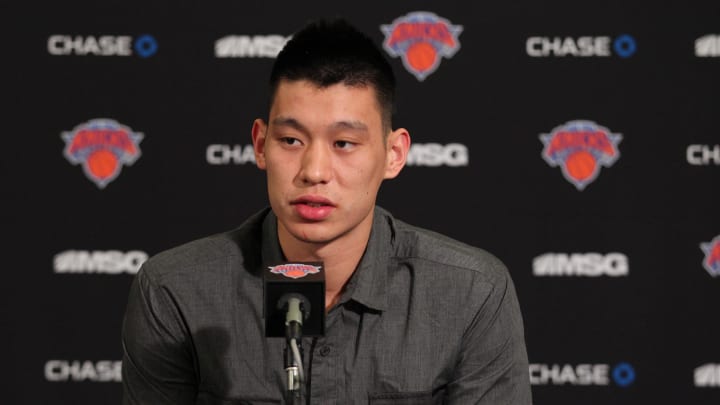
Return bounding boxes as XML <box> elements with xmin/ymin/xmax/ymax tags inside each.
<box><xmin>384</xmin><ymin>127</ymin><xmax>410</xmax><ymax>179</ymax></box>
<box><xmin>251</xmin><ymin>119</ymin><xmax>268</xmax><ymax>170</ymax></box>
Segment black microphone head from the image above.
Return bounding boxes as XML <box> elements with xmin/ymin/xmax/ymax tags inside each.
<box><xmin>264</xmin><ymin>262</ymin><xmax>325</xmax><ymax>338</ymax></box>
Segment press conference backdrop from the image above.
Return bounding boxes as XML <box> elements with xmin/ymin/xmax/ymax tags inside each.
<box><xmin>3</xmin><ymin>1</ymin><xmax>719</xmax><ymax>404</ymax></box>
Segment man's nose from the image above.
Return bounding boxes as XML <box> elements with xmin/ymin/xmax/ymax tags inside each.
<box><xmin>299</xmin><ymin>143</ymin><xmax>332</xmax><ymax>184</ymax></box>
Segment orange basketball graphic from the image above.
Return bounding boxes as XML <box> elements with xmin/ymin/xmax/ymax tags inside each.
<box><xmin>565</xmin><ymin>150</ymin><xmax>596</xmax><ymax>181</ymax></box>
<box><xmin>406</xmin><ymin>42</ymin><xmax>437</xmax><ymax>73</ymax></box>
<box><xmin>284</xmin><ymin>268</ymin><xmax>307</xmax><ymax>278</ymax></box>
<box><xmin>87</xmin><ymin>149</ymin><xmax>118</xmax><ymax>180</ymax></box>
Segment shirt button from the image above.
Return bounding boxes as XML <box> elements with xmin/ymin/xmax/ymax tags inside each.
<box><xmin>319</xmin><ymin>346</ymin><xmax>331</xmax><ymax>357</ymax></box>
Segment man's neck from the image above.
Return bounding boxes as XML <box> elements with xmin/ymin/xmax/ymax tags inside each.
<box><xmin>277</xmin><ymin>216</ymin><xmax>374</xmax><ymax>310</ymax></box>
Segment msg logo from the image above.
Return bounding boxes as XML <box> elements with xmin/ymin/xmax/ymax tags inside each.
<box><xmin>405</xmin><ymin>143</ymin><xmax>468</xmax><ymax>167</ymax></box>
<box><xmin>54</xmin><ymin>250</ymin><xmax>148</xmax><ymax>274</ymax></box>
<box><xmin>695</xmin><ymin>364</ymin><xmax>720</xmax><ymax>387</ymax></box>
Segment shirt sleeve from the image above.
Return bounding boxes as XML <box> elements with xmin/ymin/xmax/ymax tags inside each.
<box><xmin>121</xmin><ymin>265</ymin><xmax>198</xmax><ymax>405</ymax></box>
<box><xmin>444</xmin><ymin>262</ymin><xmax>533</xmax><ymax>404</ymax></box>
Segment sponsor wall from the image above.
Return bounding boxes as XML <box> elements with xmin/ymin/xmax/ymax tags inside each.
<box><xmin>3</xmin><ymin>1</ymin><xmax>719</xmax><ymax>404</ymax></box>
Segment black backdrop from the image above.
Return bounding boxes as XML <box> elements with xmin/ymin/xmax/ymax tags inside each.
<box><xmin>3</xmin><ymin>1</ymin><xmax>720</xmax><ymax>404</ymax></box>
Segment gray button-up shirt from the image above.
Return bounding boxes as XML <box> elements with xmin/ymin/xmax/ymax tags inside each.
<box><xmin>122</xmin><ymin>207</ymin><xmax>532</xmax><ymax>404</ymax></box>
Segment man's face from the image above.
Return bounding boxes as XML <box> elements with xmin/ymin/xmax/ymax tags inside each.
<box><xmin>252</xmin><ymin>80</ymin><xmax>408</xmax><ymax>249</ymax></box>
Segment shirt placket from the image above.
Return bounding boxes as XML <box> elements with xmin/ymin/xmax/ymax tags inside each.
<box><xmin>308</xmin><ymin>306</ymin><xmax>343</xmax><ymax>404</ymax></box>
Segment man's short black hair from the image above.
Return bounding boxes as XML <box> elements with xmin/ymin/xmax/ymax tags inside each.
<box><xmin>269</xmin><ymin>18</ymin><xmax>396</xmax><ymax>130</ymax></box>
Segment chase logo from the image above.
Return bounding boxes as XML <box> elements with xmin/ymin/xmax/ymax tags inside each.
<box><xmin>687</xmin><ymin>144</ymin><xmax>720</xmax><ymax>165</ymax></box>
<box><xmin>380</xmin><ymin>11</ymin><xmax>462</xmax><ymax>81</ymax></box>
<box><xmin>268</xmin><ymin>263</ymin><xmax>322</xmax><ymax>279</ymax></box>
<box><xmin>527</xmin><ymin>35</ymin><xmax>636</xmax><ymax>58</ymax></box>
<box><xmin>45</xmin><ymin>360</ymin><xmax>121</xmax><ymax>382</ymax></box>
<box><xmin>529</xmin><ymin>362</ymin><xmax>635</xmax><ymax>386</ymax></box>
<box><xmin>540</xmin><ymin>120</ymin><xmax>622</xmax><ymax>190</ymax></box>
<box><xmin>700</xmin><ymin>235</ymin><xmax>720</xmax><ymax>277</ymax></box>
<box><xmin>611</xmin><ymin>362</ymin><xmax>636</xmax><ymax>387</ymax></box>
<box><xmin>48</xmin><ymin>34</ymin><xmax>158</xmax><ymax>58</ymax></box>
<box><xmin>62</xmin><ymin>119</ymin><xmax>143</xmax><ymax>188</ymax></box>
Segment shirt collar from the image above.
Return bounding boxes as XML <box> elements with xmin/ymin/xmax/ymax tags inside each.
<box><xmin>260</xmin><ymin>206</ymin><xmax>395</xmax><ymax>312</ymax></box>
<box><xmin>339</xmin><ymin>207</ymin><xmax>394</xmax><ymax>312</ymax></box>
<box><xmin>261</xmin><ymin>210</ymin><xmax>285</xmax><ymax>265</ymax></box>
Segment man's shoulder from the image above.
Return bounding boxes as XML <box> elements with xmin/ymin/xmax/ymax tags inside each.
<box><xmin>144</xmin><ymin>231</ymin><xmax>238</xmax><ymax>273</ymax></box>
<box><xmin>390</xmin><ymin>215</ymin><xmax>509</xmax><ymax>284</ymax></box>
<box><xmin>139</xmin><ymin>209</ymin><xmax>268</xmax><ymax>283</ymax></box>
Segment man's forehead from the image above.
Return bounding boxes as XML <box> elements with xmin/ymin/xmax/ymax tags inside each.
<box><xmin>272</xmin><ymin>79</ymin><xmax>378</xmax><ymax>99</ymax></box>
<box><xmin>269</xmin><ymin>80</ymin><xmax>384</xmax><ymax>128</ymax></box>
<box><xmin>270</xmin><ymin>80</ymin><xmax>382</xmax><ymax>115</ymax></box>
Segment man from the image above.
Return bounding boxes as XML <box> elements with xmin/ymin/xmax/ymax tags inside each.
<box><xmin>121</xmin><ymin>18</ymin><xmax>532</xmax><ymax>404</ymax></box>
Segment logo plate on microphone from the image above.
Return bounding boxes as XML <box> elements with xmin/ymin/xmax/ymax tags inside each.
<box><xmin>264</xmin><ymin>261</ymin><xmax>325</xmax><ymax>337</ymax></box>
<box><xmin>268</xmin><ymin>263</ymin><xmax>322</xmax><ymax>279</ymax></box>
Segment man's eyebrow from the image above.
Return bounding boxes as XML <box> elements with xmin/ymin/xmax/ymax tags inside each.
<box><xmin>330</xmin><ymin>120</ymin><xmax>368</xmax><ymax>132</ymax></box>
<box><xmin>271</xmin><ymin>117</ymin><xmax>369</xmax><ymax>132</ymax></box>
<box><xmin>271</xmin><ymin>117</ymin><xmax>307</xmax><ymax>133</ymax></box>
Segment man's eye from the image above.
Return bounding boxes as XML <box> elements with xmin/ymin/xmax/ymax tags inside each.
<box><xmin>281</xmin><ymin>137</ymin><xmax>300</xmax><ymax>146</ymax></box>
<box><xmin>335</xmin><ymin>140</ymin><xmax>355</xmax><ymax>149</ymax></box>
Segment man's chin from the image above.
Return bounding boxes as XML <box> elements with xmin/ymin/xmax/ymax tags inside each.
<box><xmin>291</xmin><ymin>228</ymin><xmax>337</xmax><ymax>245</ymax></box>
<box><xmin>277</xmin><ymin>220</ymin><xmax>335</xmax><ymax>245</ymax></box>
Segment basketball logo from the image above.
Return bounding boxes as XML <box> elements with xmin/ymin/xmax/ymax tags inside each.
<box><xmin>701</xmin><ymin>235</ymin><xmax>720</xmax><ymax>277</ymax></box>
<box><xmin>269</xmin><ymin>263</ymin><xmax>322</xmax><ymax>279</ymax></box>
<box><xmin>381</xmin><ymin>12</ymin><xmax>463</xmax><ymax>81</ymax></box>
<box><xmin>540</xmin><ymin>120</ymin><xmax>622</xmax><ymax>190</ymax></box>
<box><xmin>62</xmin><ymin>119</ymin><xmax>143</xmax><ymax>188</ymax></box>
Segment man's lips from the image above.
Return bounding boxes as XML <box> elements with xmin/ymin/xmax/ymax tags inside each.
<box><xmin>291</xmin><ymin>195</ymin><xmax>335</xmax><ymax>206</ymax></box>
<box><xmin>291</xmin><ymin>196</ymin><xmax>335</xmax><ymax>221</ymax></box>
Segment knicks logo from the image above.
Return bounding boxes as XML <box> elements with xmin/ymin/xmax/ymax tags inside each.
<box><xmin>381</xmin><ymin>11</ymin><xmax>462</xmax><ymax>81</ymax></box>
<box><xmin>269</xmin><ymin>263</ymin><xmax>322</xmax><ymax>279</ymax></box>
<box><xmin>540</xmin><ymin>120</ymin><xmax>622</xmax><ymax>190</ymax></box>
<box><xmin>62</xmin><ymin>119</ymin><xmax>143</xmax><ymax>188</ymax></box>
<box><xmin>701</xmin><ymin>235</ymin><xmax>720</xmax><ymax>277</ymax></box>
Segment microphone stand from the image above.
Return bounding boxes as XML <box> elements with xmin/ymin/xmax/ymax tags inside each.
<box><xmin>283</xmin><ymin>296</ymin><xmax>305</xmax><ymax>404</ymax></box>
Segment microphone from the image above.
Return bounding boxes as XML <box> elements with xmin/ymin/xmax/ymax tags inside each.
<box><xmin>264</xmin><ymin>262</ymin><xmax>325</xmax><ymax>338</ymax></box>
<box><xmin>264</xmin><ymin>262</ymin><xmax>325</xmax><ymax>402</ymax></box>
